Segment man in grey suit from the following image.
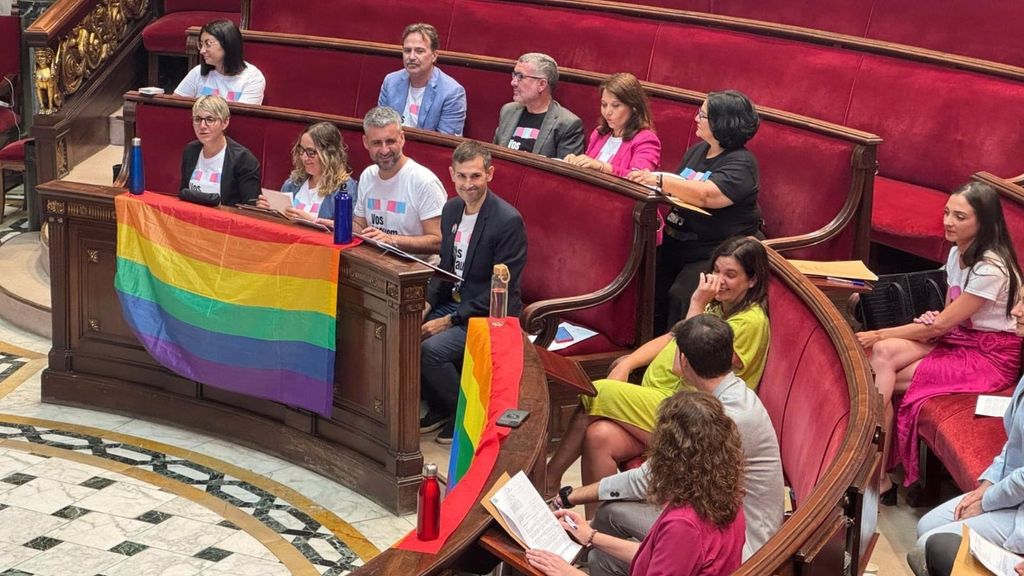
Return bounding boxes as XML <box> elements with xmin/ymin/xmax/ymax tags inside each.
<box><xmin>551</xmin><ymin>314</ymin><xmax>784</xmax><ymax>575</ymax></box>
<box><xmin>493</xmin><ymin>52</ymin><xmax>585</xmax><ymax>159</ymax></box>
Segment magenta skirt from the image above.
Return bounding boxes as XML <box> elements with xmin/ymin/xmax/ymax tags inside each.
<box><xmin>894</xmin><ymin>326</ymin><xmax>1022</xmax><ymax>486</ymax></box>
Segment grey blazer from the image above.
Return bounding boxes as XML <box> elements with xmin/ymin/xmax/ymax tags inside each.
<box><xmin>492</xmin><ymin>99</ymin><xmax>585</xmax><ymax>159</ymax></box>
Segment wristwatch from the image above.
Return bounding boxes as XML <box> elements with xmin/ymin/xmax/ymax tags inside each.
<box><xmin>558</xmin><ymin>485</ymin><xmax>573</xmax><ymax>509</ymax></box>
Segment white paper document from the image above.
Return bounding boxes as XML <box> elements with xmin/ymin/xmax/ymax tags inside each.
<box><xmin>976</xmin><ymin>395</ymin><xmax>1013</xmax><ymax>418</ymax></box>
<box><xmin>969</xmin><ymin>526</ymin><xmax>1023</xmax><ymax>576</ymax></box>
<box><xmin>526</xmin><ymin>321</ymin><xmax>599</xmax><ymax>352</ymax></box>
<box><xmin>260</xmin><ymin>189</ymin><xmax>293</xmax><ymax>214</ymax></box>
<box><xmin>489</xmin><ymin>471</ymin><xmax>582</xmax><ymax>563</ymax></box>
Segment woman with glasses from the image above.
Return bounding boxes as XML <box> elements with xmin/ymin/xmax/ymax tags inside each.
<box><xmin>564</xmin><ymin>73</ymin><xmax>660</xmax><ymax>177</ymax></box>
<box><xmin>857</xmin><ymin>182</ymin><xmax>1023</xmax><ymax>504</ymax></box>
<box><xmin>174</xmin><ymin>19</ymin><xmax>266</xmax><ymax>105</ymax></box>
<box><xmin>628</xmin><ymin>90</ymin><xmax>761</xmax><ymax>333</ymax></box>
<box><xmin>257</xmin><ymin>122</ymin><xmax>359</xmax><ymax>228</ymax></box>
<box><xmin>179</xmin><ymin>95</ymin><xmax>261</xmax><ymax>206</ymax></box>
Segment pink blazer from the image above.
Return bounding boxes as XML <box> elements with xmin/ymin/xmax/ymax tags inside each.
<box><xmin>585</xmin><ymin>128</ymin><xmax>662</xmax><ymax>177</ymax></box>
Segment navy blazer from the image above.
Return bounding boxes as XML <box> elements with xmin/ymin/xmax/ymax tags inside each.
<box><xmin>378</xmin><ymin>66</ymin><xmax>467</xmax><ymax>136</ymax></box>
<box><xmin>179</xmin><ymin>137</ymin><xmax>261</xmax><ymax>206</ymax></box>
<box><xmin>427</xmin><ymin>191</ymin><xmax>528</xmax><ymax>326</ymax></box>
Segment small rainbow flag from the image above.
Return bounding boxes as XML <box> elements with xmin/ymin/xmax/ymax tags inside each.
<box><xmin>114</xmin><ymin>193</ymin><xmax>352</xmax><ymax>416</ymax></box>
<box><xmin>398</xmin><ymin>317</ymin><xmax>523</xmax><ymax>553</ymax></box>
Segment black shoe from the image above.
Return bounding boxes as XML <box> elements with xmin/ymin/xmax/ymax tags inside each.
<box><xmin>420</xmin><ymin>411</ymin><xmax>449</xmax><ymax>434</ymax></box>
<box><xmin>880</xmin><ymin>484</ymin><xmax>898</xmax><ymax>507</ymax></box>
<box><xmin>435</xmin><ymin>420</ymin><xmax>454</xmax><ymax>445</ymax></box>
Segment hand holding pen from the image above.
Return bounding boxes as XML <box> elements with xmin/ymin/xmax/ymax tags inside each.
<box><xmin>553</xmin><ymin>509</ymin><xmax>595</xmax><ymax>546</ymax></box>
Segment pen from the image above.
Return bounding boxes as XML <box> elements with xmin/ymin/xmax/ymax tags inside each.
<box><xmin>564</xmin><ymin>516</ymin><xmax>578</xmax><ymax>530</ymax></box>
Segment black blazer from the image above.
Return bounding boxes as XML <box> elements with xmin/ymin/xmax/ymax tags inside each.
<box><xmin>179</xmin><ymin>137</ymin><xmax>261</xmax><ymax>206</ymax></box>
<box><xmin>427</xmin><ymin>190</ymin><xmax>528</xmax><ymax>326</ymax></box>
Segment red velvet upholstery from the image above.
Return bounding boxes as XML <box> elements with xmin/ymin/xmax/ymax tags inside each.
<box><xmin>581</xmin><ymin>0</ymin><xmax>1024</xmax><ymax>68</ymax></box>
<box><xmin>917</xmin><ymin>389</ymin><xmax>1012</xmax><ymax>492</ymax></box>
<box><xmin>143</xmin><ymin>11</ymin><xmax>241</xmax><ymax>54</ymax></box>
<box><xmin>241</xmin><ymin>35</ymin><xmax>872</xmax><ymax>260</ymax></box>
<box><xmin>760</xmin><ymin>279</ymin><xmax>851</xmax><ymax>506</ymax></box>
<box><xmin>0</xmin><ymin>138</ymin><xmax>29</xmax><ymax>162</ymax></box>
<box><xmin>647</xmin><ymin>25</ymin><xmax>858</xmax><ymax>126</ymax></box>
<box><xmin>0</xmin><ymin>16</ymin><xmax>19</xmax><ymax>82</ymax></box>
<box><xmin>242</xmin><ymin>0</ymin><xmax>1024</xmax><ymax>261</ymax></box>
<box><xmin>870</xmin><ymin>178</ymin><xmax>949</xmax><ymax>263</ymax></box>
<box><xmin>247</xmin><ymin>0</ymin><xmax>456</xmax><ymax>43</ymax></box>
<box><xmin>132</xmin><ymin>98</ymin><xmax>645</xmax><ymax>353</ymax></box>
<box><xmin>164</xmin><ymin>0</ymin><xmax>239</xmax><ymax>12</ymax></box>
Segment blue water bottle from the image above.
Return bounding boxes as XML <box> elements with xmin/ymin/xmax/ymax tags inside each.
<box><xmin>128</xmin><ymin>137</ymin><xmax>145</xmax><ymax>195</ymax></box>
<box><xmin>333</xmin><ymin>187</ymin><xmax>352</xmax><ymax>244</ymax></box>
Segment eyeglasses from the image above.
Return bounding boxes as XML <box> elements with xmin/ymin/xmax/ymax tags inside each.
<box><xmin>695</xmin><ymin>110</ymin><xmax>709</xmax><ymax>121</ymax></box>
<box><xmin>192</xmin><ymin>116</ymin><xmax>220</xmax><ymax>126</ymax></box>
<box><xmin>511</xmin><ymin>71</ymin><xmax>546</xmax><ymax>83</ymax></box>
<box><xmin>200</xmin><ymin>39</ymin><xmax>220</xmax><ymax>49</ymax></box>
<box><xmin>297</xmin><ymin>146</ymin><xmax>318</xmax><ymax>158</ymax></box>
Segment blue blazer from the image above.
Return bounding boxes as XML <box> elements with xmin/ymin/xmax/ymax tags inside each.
<box><xmin>378</xmin><ymin>66</ymin><xmax>467</xmax><ymax>136</ymax></box>
<box><xmin>981</xmin><ymin>375</ymin><xmax>1024</xmax><ymax>552</ymax></box>
<box><xmin>280</xmin><ymin>177</ymin><xmax>359</xmax><ymax>219</ymax></box>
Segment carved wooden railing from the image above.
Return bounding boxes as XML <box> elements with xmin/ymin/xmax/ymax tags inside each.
<box><xmin>25</xmin><ymin>0</ymin><xmax>155</xmax><ymax>182</ymax></box>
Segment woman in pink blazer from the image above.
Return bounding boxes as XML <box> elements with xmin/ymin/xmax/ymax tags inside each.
<box><xmin>565</xmin><ymin>72</ymin><xmax>661</xmax><ymax>177</ymax></box>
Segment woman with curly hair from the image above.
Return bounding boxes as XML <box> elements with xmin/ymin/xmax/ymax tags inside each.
<box><xmin>527</xmin><ymin>389</ymin><xmax>746</xmax><ymax>576</ymax></box>
<box><xmin>258</xmin><ymin>122</ymin><xmax>358</xmax><ymax>229</ymax></box>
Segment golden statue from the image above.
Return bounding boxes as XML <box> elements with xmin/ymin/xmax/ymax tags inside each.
<box><xmin>34</xmin><ymin>49</ymin><xmax>62</xmax><ymax>115</ymax></box>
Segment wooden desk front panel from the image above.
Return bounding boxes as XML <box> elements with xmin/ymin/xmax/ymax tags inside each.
<box><xmin>40</xmin><ymin>183</ymin><xmax>431</xmax><ymax>513</ymax></box>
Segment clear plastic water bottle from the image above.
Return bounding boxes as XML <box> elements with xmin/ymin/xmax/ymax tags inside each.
<box><xmin>333</xmin><ymin>187</ymin><xmax>352</xmax><ymax>244</ymax></box>
<box><xmin>490</xmin><ymin>263</ymin><xmax>510</xmax><ymax>326</ymax></box>
<box><xmin>417</xmin><ymin>463</ymin><xmax>440</xmax><ymax>540</ymax></box>
<box><xmin>128</xmin><ymin>137</ymin><xmax>145</xmax><ymax>195</ymax></box>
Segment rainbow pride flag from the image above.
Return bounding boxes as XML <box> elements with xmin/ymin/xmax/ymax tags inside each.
<box><xmin>114</xmin><ymin>193</ymin><xmax>351</xmax><ymax>417</ymax></box>
<box><xmin>399</xmin><ymin>317</ymin><xmax>523</xmax><ymax>553</ymax></box>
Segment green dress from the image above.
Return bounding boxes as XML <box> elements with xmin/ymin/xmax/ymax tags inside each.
<box><xmin>580</xmin><ymin>302</ymin><xmax>770</xmax><ymax>432</ymax></box>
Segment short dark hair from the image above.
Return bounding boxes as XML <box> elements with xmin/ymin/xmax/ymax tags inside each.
<box><xmin>452</xmin><ymin>140</ymin><xmax>492</xmax><ymax>170</ymax></box>
<box><xmin>402</xmin><ymin>23</ymin><xmax>440</xmax><ymax>51</ymax></box>
<box><xmin>200</xmin><ymin>19</ymin><xmax>246</xmax><ymax>76</ymax></box>
<box><xmin>671</xmin><ymin>314</ymin><xmax>734</xmax><ymax>379</ymax></box>
<box><xmin>706</xmin><ymin>89</ymin><xmax>759</xmax><ymax>150</ymax></box>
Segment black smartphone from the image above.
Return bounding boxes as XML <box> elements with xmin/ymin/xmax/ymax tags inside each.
<box><xmin>496</xmin><ymin>408</ymin><xmax>530</xmax><ymax>428</ymax></box>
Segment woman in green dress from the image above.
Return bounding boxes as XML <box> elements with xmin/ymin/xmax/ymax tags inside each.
<box><xmin>545</xmin><ymin>237</ymin><xmax>770</xmax><ymax>507</ymax></box>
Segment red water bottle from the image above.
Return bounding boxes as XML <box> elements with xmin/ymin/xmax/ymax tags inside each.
<box><xmin>417</xmin><ymin>463</ymin><xmax>441</xmax><ymax>540</ymax></box>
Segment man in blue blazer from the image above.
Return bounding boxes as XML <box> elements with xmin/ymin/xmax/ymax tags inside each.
<box><xmin>420</xmin><ymin>140</ymin><xmax>528</xmax><ymax>444</ymax></box>
<box><xmin>378</xmin><ymin>23</ymin><xmax>467</xmax><ymax>136</ymax></box>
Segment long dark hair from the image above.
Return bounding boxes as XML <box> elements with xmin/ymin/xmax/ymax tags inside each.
<box><xmin>954</xmin><ymin>181</ymin><xmax>1021</xmax><ymax>317</ymax></box>
<box><xmin>707</xmin><ymin>236</ymin><xmax>770</xmax><ymax>316</ymax></box>
<box><xmin>199</xmin><ymin>19</ymin><xmax>246</xmax><ymax>77</ymax></box>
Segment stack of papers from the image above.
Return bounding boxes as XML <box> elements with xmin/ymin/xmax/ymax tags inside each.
<box><xmin>787</xmin><ymin>259</ymin><xmax>879</xmax><ymax>282</ymax></box>
<box><xmin>483</xmin><ymin>471</ymin><xmax>583</xmax><ymax>563</ymax></box>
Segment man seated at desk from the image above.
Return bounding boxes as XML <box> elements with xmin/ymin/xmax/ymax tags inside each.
<box><xmin>354</xmin><ymin>106</ymin><xmax>447</xmax><ymax>259</ymax></box>
<box><xmin>419</xmin><ymin>141</ymin><xmax>528</xmax><ymax>444</ymax></box>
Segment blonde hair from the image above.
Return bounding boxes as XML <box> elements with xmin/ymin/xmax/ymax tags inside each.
<box><xmin>192</xmin><ymin>95</ymin><xmax>230</xmax><ymax>122</ymax></box>
<box><xmin>290</xmin><ymin>122</ymin><xmax>352</xmax><ymax>199</ymax></box>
